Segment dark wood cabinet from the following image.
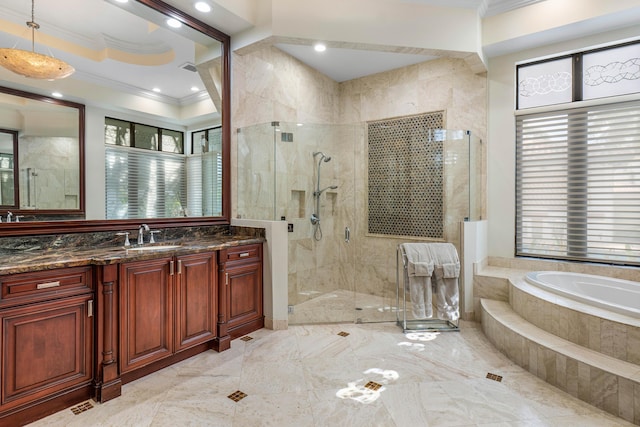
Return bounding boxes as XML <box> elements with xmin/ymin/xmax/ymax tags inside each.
<box><xmin>0</xmin><ymin>267</ymin><xmax>93</xmax><ymax>425</ymax></box>
<box><xmin>119</xmin><ymin>252</ymin><xmax>216</xmax><ymax>375</ymax></box>
<box><xmin>0</xmin><ymin>239</ymin><xmax>262</xmax><ymax>424</ymax></box>
<box><xmin>216</xmin><ymin>244</ymin><xmax>263</xmax><ymax>349</ymax></box>
<box><xmin>175</xmin><ymin>253</ymin><xmax>217</xmax><ymax>352</ymax></box>
<box><xmin>119</xmin><ymin>257</ymin><xmax>173</xmax><ymax>373</ymax></box>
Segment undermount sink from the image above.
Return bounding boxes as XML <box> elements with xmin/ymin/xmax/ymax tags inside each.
<box><xmin>126</xmin><ymin>245</ymin><xmax>182</xmax><ymax>252</ymax></box>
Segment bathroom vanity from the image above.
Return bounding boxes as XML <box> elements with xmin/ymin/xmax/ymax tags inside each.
<box><xmin>0</xmin><ymin>229</ymin><xmax>264</xmax><ymax>425</ymax></box>
<box><xmin>0</xmin><ymin>266</ymin><xmax>94</xmax><ymax>424</ymax></box>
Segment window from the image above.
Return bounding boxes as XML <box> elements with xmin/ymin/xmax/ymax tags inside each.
<box><xmin>104</xmin><ymin>118</ymin><xmax>186</xmax><ymax>219</ymax></box>
<box><xmin>517</xmin><ymin>41</ymin><xmax>640</xmax><ymax>109</ymax></box>
<box><xmin>188</xmin><ymin>127</ymin><xmax>222</xmax><ymax>216</ymax></box>
<box><xmin>105</xmin><ymin>117</ymin><xmax>184</xmax><ymax>153</ymax></box>
<box><xmin>516</xmin><ymin>41</ymin><xmax>640</xmax><ymax>265</ymax></box>
<box><xmin>105</xmin><ymin>147</ymin><xmax>187</xmax><ymax>219</ymax></box>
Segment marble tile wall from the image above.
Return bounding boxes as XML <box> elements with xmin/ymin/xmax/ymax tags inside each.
<box><xmin>341</xmin><ymin>58</ymin><xmax>487</xmax><ymax>311</ymax></box>
<box><xmin>233</xmin><ymin>46</ymin><xmax>487</xmax><ymax>316</ymax></box>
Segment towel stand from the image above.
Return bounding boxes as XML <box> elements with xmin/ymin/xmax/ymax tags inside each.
<box><xmin>396</xmin><ymin>244</ymin><xmax>460</xmax><ymax>333</ymax></box>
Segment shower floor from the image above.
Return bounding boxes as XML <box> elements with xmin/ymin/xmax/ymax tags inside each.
<box><xmin>288</xmin><ymin>289</ymin><xmax>401</xmax><ymax>324</ymax></box>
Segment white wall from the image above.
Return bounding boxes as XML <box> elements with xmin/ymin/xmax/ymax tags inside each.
<box><xmin>486</xmin><ymin>26</ymin><xmax>640</xmax><ymax>259</ymax></box>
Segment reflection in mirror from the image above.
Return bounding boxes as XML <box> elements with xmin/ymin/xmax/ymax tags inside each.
<box><xmin>0</xmin><ymin>88</ymin><xmax>82</xmax><ymax>215</ymax></box>
<box><xmin>99</xmin><ymin>0</ymin><xmax>224</xmax><ymax>220</ymax></box>
<box><xmin>0</xmin><ymin>0</ymin><xmax>227</xmax><ymax>223</ymax></box>
<box><xmin>0</xmin><ymin>130</ymin><xmax>16</xmax><ymax>207</ymax></box>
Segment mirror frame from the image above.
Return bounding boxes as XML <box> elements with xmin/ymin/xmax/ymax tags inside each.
<box><xmin>0</xmin><ymin>85</ymin><xmax>86</xmax><ymax>217</ymax></box>
<box><xmin>0</xmin><ymin>0</ymin><xmax>231</xmax><ymax>237</ymax></box>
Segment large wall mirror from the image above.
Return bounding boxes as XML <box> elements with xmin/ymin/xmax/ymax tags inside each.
<box><xmin>0</xmin><ymin>0</ymin><xmax>230</xmax><ymax>235</ymax></box>
<box><xmin>0</xmin><ymin>87</ymin><xmax>84</xmax><ymax>217</ymax></box>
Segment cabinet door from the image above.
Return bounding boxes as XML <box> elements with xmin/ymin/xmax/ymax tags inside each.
<box><xmin>120</xmin><ymin>258</ymin><xmax>173</xmax><ymax>373</ymax></box>
<box><xmin>226</xmin><ymin>261</ymin><xmax>262</xmax><ymax>332</ymax></box>
<box><xmin>1</xmin><ymin>295</ymin><xmax>92</xmax><ymax>411</ymax></box>
<box><xmin>175</xmin><ymin>253</ymin><xmax>216</xmax><ymax>352</ymax></box>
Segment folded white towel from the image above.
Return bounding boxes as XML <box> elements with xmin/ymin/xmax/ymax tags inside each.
<box><xmin>401</xmin><ymin>243</ymin><xmax>435</xmax><ymax>319</ymax></box>
<box><xmin>442</xmin><ymin>262</ymin><xmax>460</xmax><ymax>279</ymax></box>
<box><xmin>426</xmin><ymin>243</ymin><xmax>459</xmax><ymax>266</ymax></box>
<box><xmin>408</xmin><ymin>260</ymin><xmax>434</xmax><ymax>277</ymax></box>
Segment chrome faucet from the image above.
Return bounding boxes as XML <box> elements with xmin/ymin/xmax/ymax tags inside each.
<box><xmin>137</xmin><ymin>224</ymin><xmax>149</xmax><ymax>245</ymax></box>
<box><xmin>6</xmin><ymin>212</ymin><xmax>12</xmax><ymax>223</ymax></box>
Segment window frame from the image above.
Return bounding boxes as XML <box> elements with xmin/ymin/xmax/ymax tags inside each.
<box><xmin>516</xmin><ymin>39</ymin><xmax>640</xmax><ymax>110</ymax></box>
<box><xmin>105</xmin><ymin>117</ymin><xmax>184</xmax><ymax>154</ymax></box>
<box><xmin>515</xmin><ymin>39</ymin><xmax>640</xmax><ymax>266</ymax></box>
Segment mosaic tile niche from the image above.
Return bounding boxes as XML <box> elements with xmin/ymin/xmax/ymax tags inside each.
<box><xmin>367</xmin><ymin>111</ymin><xmax>445</xmax><ymax>238</ymax></box>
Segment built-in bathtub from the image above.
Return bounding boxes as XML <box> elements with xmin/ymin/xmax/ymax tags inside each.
<box><xmin>480</xmin><ymin>266</ymin><xmax>640</xmax><ymax>424</ymax></box>
<box><xmin>524</xmin><ymin>271</ymin><xmax>640</xmax><ymax>319</ymax></box>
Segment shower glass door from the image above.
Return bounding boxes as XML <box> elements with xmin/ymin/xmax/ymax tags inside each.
<box><xmin>277</xmin><ymin>122</ymin><xmax>358</xmax><ymax>324</ymax></box>
<box><xmin>237</xmin><ymin>121</ymin><xmax>362</xmax><ymax>324</ymax></box>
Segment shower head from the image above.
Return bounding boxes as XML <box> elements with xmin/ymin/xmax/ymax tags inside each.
<box><xmin>329</xmin><ymin>185</ymin><xmax>338</xmax><ymax>189</ymax></box>
<box><xmin>313</xmin><ymin>151</ymin><xmax>331</xmax><ymax>162</ymax></box>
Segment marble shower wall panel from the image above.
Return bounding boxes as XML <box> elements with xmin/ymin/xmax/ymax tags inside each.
<box><xmin>18</xmin><ymin>136</ymin><xmax>79</xmax><ymax>209</ymax></box>
<box><xmin>232</xmin><ymin>46</ymin><xmax>340</xmax><ymax>130</ymax></box>
<box><xmin>340</xmin><ymin>57</ymin><xmax>487</xmax><ymax>306</ymax></box>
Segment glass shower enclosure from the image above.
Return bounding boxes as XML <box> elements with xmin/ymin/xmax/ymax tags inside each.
<box><xmin>236</xmin><ymin>121</ymin><xmax>482</xmax><ymax>325</ymax></box>
<box><xmin>237</xmin><ymin>122</ymin><xmax>359</xmax><ymax>324</ymax></box>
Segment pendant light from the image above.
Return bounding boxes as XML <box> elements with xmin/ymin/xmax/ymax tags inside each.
<box><xmin>0</xmin><ymin>0</ymin><xmax>75</xmax><ymax>80</ymax></box>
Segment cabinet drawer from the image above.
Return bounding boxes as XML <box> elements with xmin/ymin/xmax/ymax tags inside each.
<box><xmin>221</xmin><ymin>244</ymin><xmax>261</xmax><ymax>263</ymax></box>
<box><xmin>1</xmin><ymin>266</ymin><xmax>92</xmax><ymax>303</ymax></box>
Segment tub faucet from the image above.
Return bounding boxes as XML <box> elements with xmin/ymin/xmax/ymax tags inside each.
<box><xmin>138</xmin><ymin>224</ymin><xmax>149</xmax><ymax>245</ymax></box>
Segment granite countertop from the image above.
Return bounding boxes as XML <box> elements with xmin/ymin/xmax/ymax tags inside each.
<box><xmin>0</xmin><ymin>234</ymin><xmax>265</xmax><ymax>275</ymax></box>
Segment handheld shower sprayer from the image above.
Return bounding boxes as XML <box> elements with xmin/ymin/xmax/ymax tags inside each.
<box><xmin>314</xmin><ymin>185</ymin><xmax>338</xmax><ymax>197</ymax></box>
<box><xmin>311</xmin><ymin>151</ymin><xmax>338</xmax><ymax>240</ymax></box>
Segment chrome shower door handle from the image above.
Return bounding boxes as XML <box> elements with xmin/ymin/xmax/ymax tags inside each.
<box><xmin>345</xmin><ymin>226</ymin><xmax>350</xmax><ymax>243</ymax></box>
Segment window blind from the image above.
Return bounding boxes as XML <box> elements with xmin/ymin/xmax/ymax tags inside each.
<box><xmin>105</xmin><ymin>146</ymin><xmax>187</xmax><ymax>219</ymax></box>
<box><xmin>186</xmin><ymin>151</ymin><xmax>222</xmax><ymax>217</ymax></box>
<box><xmin>516</xmin><ymin>100</ymin><xmax>640</xmax><ymax>265</ymax></box>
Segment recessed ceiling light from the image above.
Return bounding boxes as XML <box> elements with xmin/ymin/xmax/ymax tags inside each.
<box><xmin>314</xmin><ymin>43</ymin><xmax>326</xmax><ymax>52</ymax></box>
<box><xmin>166</xmin><ymin>18</ymin><xmax>182</xmax><ymax>28</ymax></box>
<box><xmin>191</xmin><ymin>86</ymin><xmax>199</xmax><ymax>92</ymax></box>
<box><xmin>52</xmin><ymin>92</ymin><xmax>63</xmax><ymax>98</ymax></box>
<box><xmin>114</xmin><ymin>0</ymin><xmax>128</xmax><ymax>3</ymax></box>
<box><xmin>152</xmin><ymin>87</ymin><xmax>161</xmax><ymax>93</ymax></box>
<box><xmin>195</xmin><ymin>2</ymin><xmax>211</xmax><ymax>12</ymax></box>
<box><xmin>297</xmin><ymin>123</ymin><xmax>303</xmax><ymax>127</ymax></box>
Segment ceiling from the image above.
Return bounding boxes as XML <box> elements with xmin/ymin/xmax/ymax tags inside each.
<box><xmin>0</xmin><ymin>0</ymin><xmax>222</xmax><ymax>106</ymax></box>
<box><xmin>0</xmin><ymin>0</ymin><xmax>634</xmax><ymax>97</ymax></box>
<box><xmin>0</xmin><ymin>0</ymin><xmax>553</xmax><ymax>92</ymax></box>
<box><xmin>274</xmin><ymin>0</ymin><xmax>548</xmax><ymax>82</ymax></box>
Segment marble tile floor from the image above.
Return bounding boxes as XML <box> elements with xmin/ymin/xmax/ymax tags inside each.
<box><xmin>29</xmin><ymin>321</ymin><xmax>634</xmax><ymax>427</ymax></box>
<box><xmin>288</xmin><ymin>289</ymin><xmax>401</xmax><ymax>324</ymax></box>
